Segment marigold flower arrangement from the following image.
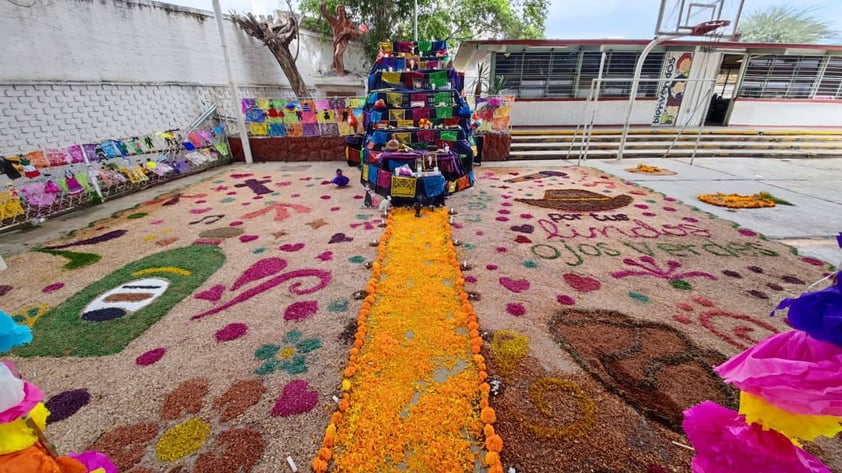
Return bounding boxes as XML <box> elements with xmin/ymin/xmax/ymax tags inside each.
<box><xmin>627</xmin><ymin>163</ymin><xmax>675</xmax><ymax>175</ymax></box>
<box><xmin>313</xmin><ymin>208</ymin><xmax>502</xmax><ymax>472</ymax></box>
<box><xmin>697</xmin><ymin>191</ymin><xmax>788</xmax><ymax>209</ymax></box>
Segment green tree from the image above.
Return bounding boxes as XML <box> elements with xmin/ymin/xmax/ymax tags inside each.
<box><xmin>299</xmin><ymin>0</ymin><xmax>549</xmax><ymax>58</ymax></box>
<box><xmin>739</xmin><ymin>5</ymin><xmax>838</xmax><ymax>43</ymax></box>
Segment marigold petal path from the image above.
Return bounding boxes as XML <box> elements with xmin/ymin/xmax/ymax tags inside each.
<box><xmin>315</xmin><ymin>207</ymin><xmax>500</xmax><ymax>472</ymax></box>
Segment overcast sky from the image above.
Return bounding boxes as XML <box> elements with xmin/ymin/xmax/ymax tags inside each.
<box><xmin>170</xmin><ymin>0</ymin><xmax>842</xmax><ymax>42</ymax></box>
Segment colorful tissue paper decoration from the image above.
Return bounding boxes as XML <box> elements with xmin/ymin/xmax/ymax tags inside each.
<box><xmin>683</xmin><ymin>401</ymin><xmax>830</xmax><ymax>473</ymax></box>
<box><xmin>0</xmin><ymin>310</ymin><xmax>32</xmax><ymax>352</ymax></box>
<box><xmin>1</xmin><ymin>318</ymin><xmax>115</xmax><ymax>472</ymax></box>
<box><xmin>682</xmin><ymin>247</ymin><xmax>841</xmax><ymax>472</ymax></box>
<box><xmin>773</xmin><ymin>276</ymin><xmax>842</xmax><ymax>346</ymax></box>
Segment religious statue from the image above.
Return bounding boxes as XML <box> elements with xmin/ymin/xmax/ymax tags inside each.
<box><xmin>319</xmin><ymin>3</ymin><xmax>365</xmax><ymax>76</ymax></box>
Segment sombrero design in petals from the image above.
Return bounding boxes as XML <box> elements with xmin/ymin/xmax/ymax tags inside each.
<box><xmin>515</xmin><ymin>189</ymin><xmax>633</xmax><ymax>212</ymax></box>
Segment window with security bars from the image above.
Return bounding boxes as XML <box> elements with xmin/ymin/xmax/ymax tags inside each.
<box><xmin>817</xmin><ymin>57</ymin><xmax>842</xmax><ymax>99</ymax></box>
<box><xmin>493</xmin><ymin>51</ymin><xmax>665</xmax><ymax>99</ymax></box>
<box><xmin>578</xmin><ymin>51</ymin><xmax>665</xmax><ymax>98</ymax></box>
<box><xmin>738</xmin><ymin>55</ymin><xmax>824</xmax><ymax>99</ymax></box>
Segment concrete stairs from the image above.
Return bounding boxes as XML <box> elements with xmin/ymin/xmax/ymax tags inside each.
<box><xmin>508</xmin><ymin>128</ymin><xmax>842</xmax><ymax>161</ymax></box>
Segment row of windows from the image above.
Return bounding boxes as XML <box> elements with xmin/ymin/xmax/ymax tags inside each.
<box><xmin>494</xmin><ymin>51</ymin><xmax>842</xmax><ymax>100</ymax></box>
<box><xmin>493</xmin><ymin>51</ymin><xmax>665</xmax><ymax>99</ymax></box>
<box><xmin>739</xmin><ymin>55</ymin><xmax>842</xmax><ymax>99</ymax></box>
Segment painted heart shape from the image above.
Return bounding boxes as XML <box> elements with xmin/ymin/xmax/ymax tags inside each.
<box><xmin>316</xmin><ymin>251</ymin><xmax>333</xmax><ymax>261</ymax></box>
<box><xmin>499</xmin><ymin>277</ymin><xmax>530</xmax><ymax>293</ymax></box>
<box><xmin>195</xmin><ymin>284</ymin><xmax>225</xmax><ymax>302</ymax></box>
<box><xmin>239</xmin><ymin>235</ymin><xmax>259</xmax><ymax>243</ymax></box>
<box><xmin>329</xmin><ymin>233</ymin><xmax>353</xmax><ymax>244</ymax></box>
<box><xmin>510</xmin><ymin>224</ymin><xmax>534</xmax><ymax>234</ymax></box>
<box><xmin>230</xmin><ymin>173</ymin><xmax>254</xmax><ymax>179</ymax></box>
<box><xmin>563</xmin><ymin>273</ymin><xmax>602</xmax><ymax>292</ymax></box>
<box><xmin>279</xmin><ymin>243</ymin><xmax>305</xmax><ymax>252</ymax></box>
<box><xmin>0</xmin><ymin>285</ymin><xmax>13</xmax><ymax>297</ymax></box>
<box><xmin>514</xmin><ymin>235</ymin><xmax>532</xmax><ymax>244</ymax></box>
<box><xmin>189</xmin><ymin>207</ymin><xmax>214</xmax><ymax>214</ymax></box>
<box><xmin>272</xmin><ymin>380</ymin><xmax>318</xmax><ymax>417</ymax></box>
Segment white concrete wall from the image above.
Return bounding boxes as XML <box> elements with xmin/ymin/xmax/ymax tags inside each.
<box><xmin>508</xmin><ymin>99</ymin><xmax>659</xmax><ymax>127</ymax></box>
<box><xmin>0</xmin><ymin>0</ymin><xmax>368</xmax><ymax>153</ymax></box>
<box><xmin>729</xmin><ymin>100</ymin><xmax>842</xmax><ymax>127</ymax></box>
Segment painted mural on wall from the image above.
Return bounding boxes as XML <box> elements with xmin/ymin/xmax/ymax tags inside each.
<box><xmin>652</xmin><ymin>52</ymin><xmax>693</xmax><ymax>127</ymax></box>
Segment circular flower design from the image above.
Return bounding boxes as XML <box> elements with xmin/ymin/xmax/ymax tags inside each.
<box><xmin>254</xmin><ymin>330</ymin><xmax>323</xmax><ymax>376</ymax></box>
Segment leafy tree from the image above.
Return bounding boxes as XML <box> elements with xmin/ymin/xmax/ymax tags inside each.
<box><xmin>739</xmin><ymin>5</ymin><xmax>838</xmax><ymax>43</ymax></box>
<box><xmin>299</xmin><ymin>0</ymin><xmax>549</xmax><ymax>58</ymax></box>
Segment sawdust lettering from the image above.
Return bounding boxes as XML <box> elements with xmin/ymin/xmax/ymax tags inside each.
<box><xmin>547</xmin><ymin>213</ymin><xmax>629</xmax><ymax>222</ymax></box>
<box><xmin>531</xmin><ymin>240</ymin><xmax>779</xmax><ymax>266</ymax></box>
<box><xmin>538</xmin><ymin>218</ymin><xmax>711</xmax><ymax>240</ymax></box>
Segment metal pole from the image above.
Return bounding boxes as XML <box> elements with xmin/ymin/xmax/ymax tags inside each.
<box><xmin>617</xmin><ymin>37</ymin><xmax>665</xmax><ymax>161</ymax></box>
<box><xmin>212</xmin><ymin>0</ymin><xmax>254</xmax><ymax>164</ymax></box>
<box><xmin>579</xmin><ymin>51</ymin><xmax>607</xmax><ymax>165</ymax></box>
<box><xmin>414</xmin><ymin>0</ymin><xmax>418</xmax><ymax>41</ymax></box>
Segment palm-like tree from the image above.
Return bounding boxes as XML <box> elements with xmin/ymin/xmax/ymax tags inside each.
<box><xmin>739</xmin><ymin>5</ymin><xmax>837</xmax><ymax>44</ymax></box>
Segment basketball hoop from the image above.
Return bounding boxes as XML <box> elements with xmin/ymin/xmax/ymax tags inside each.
<box><xmin>691</xmin><ymin>20</ymin><xmax>730</xmax><ymax>36</ymax></box>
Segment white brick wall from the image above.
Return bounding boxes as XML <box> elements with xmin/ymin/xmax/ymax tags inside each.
<box><xmin>0</xmin><ymin>0</ymin><xmax>368</xmax><ymax>154</ymax></box>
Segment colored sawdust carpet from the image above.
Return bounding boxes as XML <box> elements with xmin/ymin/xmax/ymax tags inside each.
<box><xmin>1</xmin><ymin>163</ymin><xmax>840</xmax><ymax>472</ymax></box>
<box><xmin>316</xmin><ymin>207</ymin><xmax>497</xmax><ymax>473</ymax></box>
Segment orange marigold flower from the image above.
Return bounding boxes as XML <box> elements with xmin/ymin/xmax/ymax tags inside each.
<box><xmin>339</xmin><ymin>399</ymin><xmax>349</xmax><ymax>412</ymax></box>
<box><xmin>474</xmin><ymin>354</ymin><xmax>485</xmax><ymax>365</ymax></box>
<box><xmin>471</xmin><ymin>344</ymin><xmax>481</xmax><ymax>354</ymax></box>
<box><xmin>468</xmin><ymin>322</ymin><xmax>480</xmax><ymax>331</ymax></box>
<box><xmin>485</xmin><ymin>434</ymin><xmax>503</xmax><ymax>452</ymax></box>
<box><xmin>478</xmin><ymin>371</ymin><xmax>488</xmax><ymax>382</ymax></box>
<box><xmin>318</xmin><ymin>447</ymin><xmax>333</xmax><ymax>461</ymax></box>
<box><xmin>323</xmin><ymin>423</ymin><xmax>337</xmax><ymax>448</ymax></box>
<box><xmin>488</xmin><ymin>465</ymin><xmax>505</xmax><ymax>473</ymax></box>
<box><xmin>331</xmin><ymin>412</ymin><xmax>342</xmax><ymax>424</ymax></box>
<box><xmin>484</xmin><ymin>424</ymin><xmax>495</xmax><ymax>437</ymax></box>
<box><xmin>344</xmin><ymin>366</ymin><xmax>357</xmax><ymax>377</ymax></box>
<box><xmin>312</xmin><ymin>457</ymin><xmax>328</xmax><ymax>472</ymax></box>
<box><xmin>478</xmin><ymin>382</ymin><xmax>491</xmax><ymax>393</ymax></box>
<box><xmin>481</xmin><ymin>407</ymin><xmax>497</xmax><ymax>424</ymax></box>
<box><xmin>480</xmin><ymin>398</ymin><xmax>489</xmax><ymax>409</ymax></box>
<box><xmin>484</xmin><ymin>451</ymin><xmax>500</xmax><ymax>466</ymax></box>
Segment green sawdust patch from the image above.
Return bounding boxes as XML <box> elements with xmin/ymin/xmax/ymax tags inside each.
<box><xmin>37</xmin><ymin>249</ymin><xmax>102</xmax><ymax>269</ymax></box>
<box><xmin>15</xmin><ymin>245</ymin><xmax>225</xmax><ymax>357</ymax></box>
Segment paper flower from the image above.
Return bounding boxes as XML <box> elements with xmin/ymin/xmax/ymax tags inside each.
<box><xmin>0</xmin><ymin>362</ymin><xmax>44</xmax><ymax>425</ymax></box>
<box><xmin>0</xmin><ymin>402</ymin><xmax>48</xmax><ymax>455</ymax></box>
<box><xmin>715</xmin><ymin>330</ymin><xmax>842</xmax><ymax>416</ymax></box>
<box><xmin>739</xmin><ymin>391</ymin><xmax>842</xmax><ymax>442</ymax></box>
<box><xmin>773</xmin><ymin>277</ymin><xmax>842</xmax><ymax>346</ymax></box>
<box><xmin>0</xmin><ymin>310</ymin><xmax>32</xmax><ymax>353</ymax></box>
<box><xmin>683</xmin><ymin>401</ymin><xmax>830</xmax><ymax>473</ymax></box>
<box><xmin>68</xmin><ymin>450</ymin><xmax>118</xmax><ymax>473</ymax></box>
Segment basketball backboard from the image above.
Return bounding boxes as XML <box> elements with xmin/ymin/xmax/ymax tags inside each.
<box><xmin>655</xmin><ymin>0</ymin><xmax>745</xmax><ymax>39</ymax></box>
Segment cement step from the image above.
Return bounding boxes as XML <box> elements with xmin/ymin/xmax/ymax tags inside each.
<box><xmin>508</xmin><ymin>148</ymin><xmax>842</xmax><ymax>160</ymax></box>
<box><xmin>511</xmin><ymin>141</ymin><xmax>842</xmax><ymax>150</ymax></box>
<box><xmin>511</xmin><ymin>134</ymin><xmax>842</xmax><ymax>143</ymax></box>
